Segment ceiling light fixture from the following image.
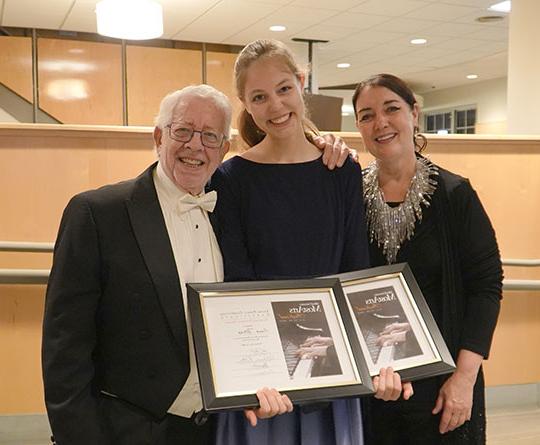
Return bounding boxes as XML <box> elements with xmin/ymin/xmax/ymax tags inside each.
<box><xmin>337</xmin><ymin>63</ymin><xmax>351</xmax><ymax>68</ymax></box>
<box><xmin>269</xmin><ymin>25</ymin><xmax>286</xmax><ymax>32</ymax></box>
<box><xmin>410</xmin><ymin>38</ymin><xmax>427</xmax><ymax>45</ymax></box>
<box><xmin>466</xmin><ymin>74</ymin><xmax>479</xmax><ymax>79</ymax></box>
<box><xmin>96</xmin><ymin>0</ymin><xmax>163</xmax><ymax>40</ymax></box>
<box><xmin>488</xmin><ymin>1</ymin><xmax>511</xmax><ymax>13</ymax></box>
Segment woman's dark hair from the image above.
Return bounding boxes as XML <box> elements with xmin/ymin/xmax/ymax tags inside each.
<box><xmin>352</xmin><ymin>73</ymin><xmax>427</xmax><ymax>152</ymax></box>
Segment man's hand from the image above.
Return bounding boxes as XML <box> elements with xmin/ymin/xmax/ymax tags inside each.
<box><xmin>313</xmin><ymin>134</ymin><xmax>356</xmax><ymax>170</ymax></box>
<box><xmin>243</xmin><ymin>387</ymin><xmax>293</xmax><ymax>427</ymax></box>
<box><xmin>372</xmin><ymin>367</ymin><xmax>414</xmax><ymax>401</ymax></box>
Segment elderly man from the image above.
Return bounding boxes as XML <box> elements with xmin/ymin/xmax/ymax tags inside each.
<box><xmin>42</xmin><ymin>85</ymin><xmax>240</xmax><ymax>444</ymax></box>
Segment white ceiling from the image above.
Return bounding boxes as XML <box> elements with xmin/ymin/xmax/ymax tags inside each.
<box><xmin>0</xmin><ymin>0</ymin><xmax>509</xmax><ymax>92</ymax></box>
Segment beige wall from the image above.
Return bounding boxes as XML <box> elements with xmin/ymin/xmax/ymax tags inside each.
<box><xmin>507</xmin><ymin>0</ymin><xmax>540</xmax><ymax>134</ymax></box>
<box><xmin>1</xmin><ymin>126</ymin><xmax>539</xmax><ymax>413</ymax></box>
<box><xmin>421</xmin><ymin>77</ymin><xmax>508</xmax><ymax>134</ymax></box>
<box><xmin>126</xmin><ymin>45</ymin><xmax>203</xmax><ymax>126</ymax></box>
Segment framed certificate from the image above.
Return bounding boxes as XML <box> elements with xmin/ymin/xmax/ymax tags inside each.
<box><xmin>187</xmin><ymin>278</ymin><xmax>374</xmax><ymax>412</ymax></box>
<box><xmin>331</xmin><ymin>264</ymin><xmax>455</xmax><ymax>381</ymax></box>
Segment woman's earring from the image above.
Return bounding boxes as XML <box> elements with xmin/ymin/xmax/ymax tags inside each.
<box><xmin>413</xmin><ymin>127</ymin><xmax>427</xmax><ymax>152</ymax></box>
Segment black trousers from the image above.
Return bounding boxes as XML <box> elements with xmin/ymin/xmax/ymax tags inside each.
<box><xmin>99</xmin><ymin>395</ymin><xmax>216</xmax><ymax>445</ymax></box>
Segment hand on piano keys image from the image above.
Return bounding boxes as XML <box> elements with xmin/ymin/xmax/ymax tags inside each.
<box><xmin>377</xmin><ymin>322</ymin><xmax>411</xmax><ymax>347</ymax></box>
<box><xmin>281</xmin><ymin>326</ymin><xmax>342</xmax><ymax>379</ymax></box>
<box><xmin>296</xmin><ymin>336</ymin><xmax>334</xmax><ymax>359</ymax></box>
<box><xmin>374</xmin><ymin>322</ymin><xmax>412</xmax><ymax>367</ymax></box>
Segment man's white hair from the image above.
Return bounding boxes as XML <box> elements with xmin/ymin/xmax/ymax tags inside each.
<box><xmin>154</xmin><ymin>84</ymin><xmax>232</xmax><ymax>139</ymax></box>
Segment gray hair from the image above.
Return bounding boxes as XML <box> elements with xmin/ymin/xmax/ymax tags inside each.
<box><xmin>154</xmin><ymin>84</ymin><xmax>232</xmax><ymax>139</ymax></box>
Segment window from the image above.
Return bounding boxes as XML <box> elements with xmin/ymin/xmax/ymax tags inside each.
<box><xmin>423</xmin><ymin>107</ymin><xmax>476</xmax><ymax>134</ymax></box>
<box><xmin>455</xmin><ymin>109</ymin><xmax>476</xmax><ymax>134</ymax></box>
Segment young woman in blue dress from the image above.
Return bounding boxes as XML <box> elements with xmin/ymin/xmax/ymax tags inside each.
<box><xmin>211</xmin><ymin>40</ymin><xmax>412</xmax><ymax>445</ymax></box>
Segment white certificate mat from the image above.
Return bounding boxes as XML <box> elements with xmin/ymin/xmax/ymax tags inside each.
<box><xmin>203</xmin><ymin>289</ymin><xmax>358</xmax><ymax>397</ymax></box>
<box><xmin>187</xmin><ymin>278</ymin><xmax>374</xmax><ymax>411</ymax></box>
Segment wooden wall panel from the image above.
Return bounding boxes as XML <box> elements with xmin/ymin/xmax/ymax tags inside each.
<box><xmin>0</xmin><ymin>285</ymin><xmax>47</xmax><ymax>413</ymax></box>
<box><xmin>38</xmin><ymin>39</ymin><xmax>123</xmax><ymax>125</ymax></box>
<box><xmin>126</xmin><ymin>46</ymin><xmax>202</xmax><ymax>126</ymax></box>
<box><xmin>0</xmin><ymin>36</ymin><xmax>33</xmax><ymax>102</ymax></box>
<box><xmin>1</xmin><ymin>126</ymin><xmax>539</xmax><ymax>413</ymax></box>
<box><xmin>476</xmin><ymin>120</ymin><xmax>508</xmax><ymax>134</ymax></box>
<box><xmin>483</xmin><ymin>291</ymin><xmax>540</xmax><ymax>386</ymax></box>
<box><xmin>206</xmin><ymin>51</ymin><xmax>242</xmax><ymax>130</ymax></box>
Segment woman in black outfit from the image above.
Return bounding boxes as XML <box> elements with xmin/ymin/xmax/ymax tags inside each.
<box><xmin>352</xmin><ymin>73</ymin><xmax>503</xmax><ymax>444</ymax></box>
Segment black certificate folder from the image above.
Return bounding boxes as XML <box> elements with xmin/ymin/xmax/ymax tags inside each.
<box><xmin>329</xmin><ymin>263</ymin><xmax>455</xmax><ymax>382</ymax></box>
<box><xmin>187</xmin><ymin>278</ymin><xmax>374</xmax><ymax>412</ymax></box>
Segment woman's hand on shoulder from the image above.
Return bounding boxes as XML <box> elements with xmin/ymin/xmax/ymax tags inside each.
<box><xmin>244</xmin><ymin>387</ymin><xmax>293</xmax><ymax>427</ymax></box>
<box><xmin>372</xmin><ymin>367</ymin><xmax>414</xmax><ymax>401</ymax></box>
<box><xmin>313</xmin><ymin>134</ymin><xmax>358</xmax><ymax>170</ymax></box>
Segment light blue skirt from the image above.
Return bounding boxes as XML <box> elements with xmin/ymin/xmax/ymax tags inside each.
<box><xmin>215</xmin><ymin>399</ymin><xmax>364</xmax><ymax>445</ymax></box>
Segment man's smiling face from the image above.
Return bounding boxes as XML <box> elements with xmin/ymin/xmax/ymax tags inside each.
<box><xmin>154</xmin><ymin>94</ymin><xmax>230</xmax><ymax>195</ymax></box>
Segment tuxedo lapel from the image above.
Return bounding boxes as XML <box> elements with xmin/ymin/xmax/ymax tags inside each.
<box><xmin>125</xmin><ymin>164</ymin><xmax>189</xmax><ymax>357</ymax></box>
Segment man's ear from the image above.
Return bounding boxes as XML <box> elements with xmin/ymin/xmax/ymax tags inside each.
<box><xmin>221</xmin><ymin>140</ymin><xmax>231</xmax><ymax>159</ymax></box>
<box><xmin>153</xmin><ymin>127</ymin><xmax>162</xmax><ymax>155</ymax></box>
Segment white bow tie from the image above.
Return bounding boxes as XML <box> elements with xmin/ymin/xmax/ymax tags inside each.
<box><xmin>178</xmin><ymin>190</ymin><xmax>217</xmax><ymax>214</ymax></box>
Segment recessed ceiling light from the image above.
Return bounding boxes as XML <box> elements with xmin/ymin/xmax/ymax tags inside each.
<box><xmin>488</xmin><ymin>1</ymin><xmax>511</xmax><ymax>13</ymax></box>
<box><xmin>337</xmin><ymin>62</ymin><xmax>351</xmax><ymax>68</ymax></box>
<box><xmin>410</xmin><ymin>38</ymin><xmax>427</xmax><ymax>45</ymax></box>
<box><xmin>269</xmin><ymin>25</ymin><xmax>286</xmax><ymax>32</ymax></box>
<box><xmin>466</xmin><ymin>74</ymin><xmax>479</xmax><ymax>79</ymax></box>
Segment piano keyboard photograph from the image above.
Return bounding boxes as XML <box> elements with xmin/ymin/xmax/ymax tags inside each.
<box><xmin>271</xmin><ymin>300</ymin><xmax>342</xmax><ymax>380</ymax></box>
<box><xmin>332</xmin><ymin>263</ymin><xmax>456</xmax><ymax>381</ymax></box>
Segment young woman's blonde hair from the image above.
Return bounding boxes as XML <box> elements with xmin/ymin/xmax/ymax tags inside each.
<box><xmin>234</xmin><ymin>39</ymin><xmax>319</xmax><ymax>147</ymax></box>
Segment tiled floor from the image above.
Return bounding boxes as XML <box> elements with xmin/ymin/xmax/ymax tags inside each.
<box><xmin>487</xmin><ymin>406</ymin><xmax>540</xmax><ymax>445</ymax></box>
<box><xmin>1</xmin><ymin>406</ymin><xmax>540</xmax><ymax>444</ymax></box>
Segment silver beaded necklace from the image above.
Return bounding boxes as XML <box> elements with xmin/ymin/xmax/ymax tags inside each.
<box><xmin>363</xmin><ymin>156</ymin><xmax>439</xmax><ymax>264</ymax></box>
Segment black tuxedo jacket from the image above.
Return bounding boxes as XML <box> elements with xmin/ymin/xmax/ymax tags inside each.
<box><xmin>42</xmin><ymin>164</ymin><xmax>191</xmax><ymax>444</ymax></box>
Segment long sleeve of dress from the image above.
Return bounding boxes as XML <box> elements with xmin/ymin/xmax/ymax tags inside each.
<box><xmin>451</xmin><ymin>180</ymin><xmax>503</xmax><ymax>358</ymax></box>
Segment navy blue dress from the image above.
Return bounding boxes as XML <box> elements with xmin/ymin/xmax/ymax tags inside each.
<box><xmin>210</xmin><ymin>155</ymin><xmax>370</xmax><ymax>445</ymax></box>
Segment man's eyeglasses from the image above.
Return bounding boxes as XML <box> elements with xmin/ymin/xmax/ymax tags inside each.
<box><xmin>166</xmin><ymin>123</ymin><xmax>225</xmax><ymax>149</ymax></box>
